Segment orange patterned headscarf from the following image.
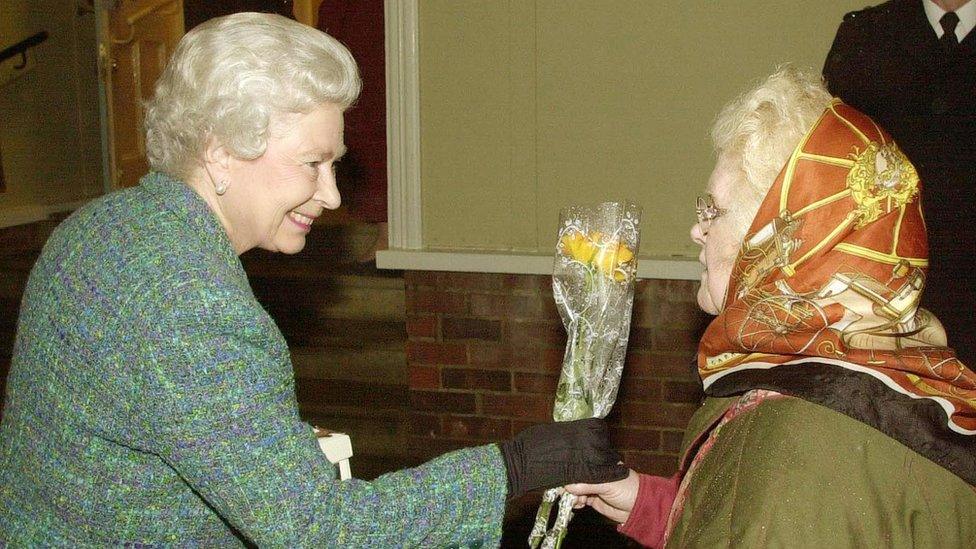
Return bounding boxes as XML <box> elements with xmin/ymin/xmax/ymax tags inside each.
<box><xmin>698</xmin><ymin>101</ymin><xmax>976</xmax><ymax>437</ymax></box>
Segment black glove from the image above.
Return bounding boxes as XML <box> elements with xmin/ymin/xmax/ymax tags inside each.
<box><xmin>498</xmin><ymin>418</ymin><xmax>627</xmax><ymax>500</ymax></box>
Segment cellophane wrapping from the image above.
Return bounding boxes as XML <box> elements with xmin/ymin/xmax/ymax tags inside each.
<box><xmin>529</xmin><ymin>201</ymin><xmax>641</xmax><ymax>549</ymax></box>
<box><xmin>551</xmin><ymin>202</ymin><xmax>641</xmax><ymax>421</ymax></box>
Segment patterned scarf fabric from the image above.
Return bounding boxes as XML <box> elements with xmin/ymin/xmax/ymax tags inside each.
<box><xmin>698</xmin><ymin>101</ymin><xmax>976</xmax><ymax>483</ymax></box>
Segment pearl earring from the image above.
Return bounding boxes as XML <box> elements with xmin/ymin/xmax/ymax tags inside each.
<box><xmin>215</xmin><ymin>179</ymin><xmax>229</xmax><ymax>195</ymax></box>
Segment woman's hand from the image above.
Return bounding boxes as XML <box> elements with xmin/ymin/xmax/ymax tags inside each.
<box><xmin>564</xmin><ymin>469</ymin><xmax>640</xmax><ymax>523</ymax></box>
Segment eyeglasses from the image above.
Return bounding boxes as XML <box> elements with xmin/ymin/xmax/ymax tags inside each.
<box><xmin>696</xmin><ymin>194</ymin><xmax>727</xmax><ymax>234</ymax></box>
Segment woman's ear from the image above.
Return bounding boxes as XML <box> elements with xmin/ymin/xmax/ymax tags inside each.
<box><xmin>203</xmin><ymin>138</ymin><xmax>233</xmax><ymax>174</ymax></box>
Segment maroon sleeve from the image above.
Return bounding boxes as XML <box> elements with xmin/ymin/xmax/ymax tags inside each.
<box><xmin>616</xmin><ymin>473</ymin><xmax>680</xmax><ymax>548</ymax></box>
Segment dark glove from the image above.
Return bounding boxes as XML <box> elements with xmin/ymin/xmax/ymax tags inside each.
<box><xmin>498</xmin><ymin>417</ymin><xmax>628</xmax><ymax>500</ymax></box>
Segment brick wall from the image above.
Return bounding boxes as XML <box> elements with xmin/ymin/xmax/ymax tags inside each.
<box><xmin>404</xmin><ymin>271</ymin><xmax>709</xmax><ymax>477</ymax></box>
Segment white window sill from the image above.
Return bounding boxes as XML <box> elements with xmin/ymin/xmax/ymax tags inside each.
<box><xmin>376</xmin><ymin>249</ymin><xmax>701</xmax><ymax>280</ymax></box>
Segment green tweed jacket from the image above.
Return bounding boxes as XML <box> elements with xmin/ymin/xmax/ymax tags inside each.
<box><xmin>0</xmin><ymin>172</ymin><xmax>506</xmax><ymax>546</ymax></box>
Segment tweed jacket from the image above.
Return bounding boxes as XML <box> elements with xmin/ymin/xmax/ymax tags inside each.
<box><xmin>0</xmin><ymin>172</ymin><xmax>506</xmax><ymax>546</ymax></box>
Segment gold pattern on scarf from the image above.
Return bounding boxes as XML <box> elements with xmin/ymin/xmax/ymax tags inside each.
<box><xmin>846</xmin><ymin>141</ymin><xmax>919</xmax><ymax>229</ymax></box>
<box><xmin>736</xmin><ymin>289</ymin><xmax>828</xmax><ymax>354</ymax></box>
<box><xmin>734</xmin><ymin>214</ymin><xmax>802</xmax><ymax>300</ymax></box>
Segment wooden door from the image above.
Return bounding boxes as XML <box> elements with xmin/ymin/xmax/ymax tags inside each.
<box><xmin>293</xmin><ymin>0</ymin><xmax>325</xmax><ymax>27</ymax></box>
<box><xmin>99</xmin><ymin>0</ymin><xmax>184</xmax><ymax>189</ymax></box>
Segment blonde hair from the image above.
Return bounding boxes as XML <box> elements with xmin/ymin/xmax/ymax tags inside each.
<box><xmin>711</xmin><ymin>65</ymin><xmax>833</xmax><ymax>238</ymax></box>
<box><xmin>144</xmin><ymin>12</ymin><xmax>361</xmax><ymax>179</ymax></box>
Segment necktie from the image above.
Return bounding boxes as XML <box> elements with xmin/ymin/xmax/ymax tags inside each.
<box><xmin>940</xmin><ymin>11</ymin><xmax>960</xmax><ymax>50</ymax></box>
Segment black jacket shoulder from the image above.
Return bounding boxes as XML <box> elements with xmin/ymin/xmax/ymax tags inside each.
<box><xmin>840</xmin><ymin>0</ymin><xmax>917</xmax><ymax>27</ymax></box>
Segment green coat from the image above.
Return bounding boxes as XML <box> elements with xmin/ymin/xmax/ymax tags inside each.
<box><xmin>666</xmin><ymin>396</ymin><xmax>976</xmax><ymax>548</ymax></box>
<box><xmin>0</xmin><ymin>172</ymin><xmax>506</xmax><ymax>546</ymax></box>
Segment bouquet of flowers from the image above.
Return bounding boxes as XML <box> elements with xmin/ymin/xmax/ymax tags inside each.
<box><xmin>529</xmin><ymin>202</ymin><xmax>641</xmax><ymax>549</ymax></box>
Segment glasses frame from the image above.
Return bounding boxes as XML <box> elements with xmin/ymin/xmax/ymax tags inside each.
<box><xmin>696</xmin><ymin>194</ymin><xmax>727</xmax><ymax>234</ymax></box>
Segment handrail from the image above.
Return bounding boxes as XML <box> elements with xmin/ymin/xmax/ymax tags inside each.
<box><xmin>0</xmin><ymin>31</ymin><xmax>49</xmax><ymax>69</ymax></box>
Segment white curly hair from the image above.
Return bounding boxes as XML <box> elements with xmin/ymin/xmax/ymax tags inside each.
<box><xmin>710</xmin><ymin>65</ymin><xmax>834</xmax><ymax>240</ymax></box>
<box><xmin>144</xmin><ymin>12</ymin><xmax>361</xmax><ymax>179</ymax></box>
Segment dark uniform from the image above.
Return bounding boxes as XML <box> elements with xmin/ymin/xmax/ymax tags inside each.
<box><xmin>824</xmin><ymin>0</ymin><xmax>976</xmax><ymax>365</ymax></box>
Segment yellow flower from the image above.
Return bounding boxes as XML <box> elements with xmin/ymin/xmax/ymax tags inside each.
<box><xmin>561</xmin><ymin>230</ymin><xmax>636</xmax><ymax>281</ymax></box>
<box><xmin>593</xmin><ymin>240</ymin><xmax>635</xmax><ymax>281</ymax></box>
<box><xmin>560</xmin><ymin>231</ymin><xmax>597</xmax><ymax>263</ymax></box>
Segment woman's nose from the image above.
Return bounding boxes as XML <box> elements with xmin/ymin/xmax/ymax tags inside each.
<box><xmin>690</xmin><ymin>222</ymin><xmax>706</xmax><ymax>245</ymax></box>
<box><xmin>315</xmin><ymin>170</ymin><xmax>341</xmax><ymax>209</ymax></box>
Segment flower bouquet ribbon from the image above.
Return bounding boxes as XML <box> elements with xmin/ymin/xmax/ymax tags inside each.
<box><xmin>529</xmin><ymin>202</ymin><xmax>641</xmax><ymax>549</ymax></box>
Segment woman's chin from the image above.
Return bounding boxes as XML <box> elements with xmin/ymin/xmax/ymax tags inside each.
<box><xmin>273</xmin><ymin>236</ymin><xmax>307</xmax><ymax>255</ymax></box>
<box><xmin>696</xmin><ymin>287</ymin><xmax>719</xmax><ymax>315</ymax></box>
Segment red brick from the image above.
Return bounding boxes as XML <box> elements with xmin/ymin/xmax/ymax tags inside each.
<box><xmin>617</xmin><ymin>377</ymin><xmax>662</xmax><ymax>402</ymax></box>
<box><xmin>407</xmin><ymin>289</ymin><xmax>468</xmax><ymax>315</ymax></box>
<box><xmin>610</xmin><ymin>426</ymin><xmax>661</xmax><ymax>452</ymax></box>
<box><xmin>617</xmin><ymin>401</ymin><xmax>698</xmax><ymax>429</ymax></box>
<box><xmin>409</xmin><ymin>390</ymin><xmax>477</xmax><ymax>413</ymax></box>
<box><xmin>511</xmin><ymin>419</ymin><xmax>545</xmax><ymax>434</ymax></box>
<box><xmin>441</xmin><ymin>367</ymin><xmax>512</xmax><ymax>392</ymax></box>
<box><xmin>663</xmin><ymin>380</ymin><xmax>704</xmax><ymax>404</ymax></box>
<box><xmin>482</xmin><ymin>393</ymin><xmax>554</xmax><ymax>421</ymax></box>
<box><xmin>630</xmin><ymin>300</ymin><xmax>654</xmax><ymax>329</ymax></box>
<box><xmin>470</xmin><ymin>293</ymin><xmax>551</xmax><ymax>320</ymax></box>
<box><xmin>408</xmin><ymin>364</ymin><xmax>440</xmax><ymax>390</ymax></box>
<box><xmin>634</xmin><ymin>278</ymin><xmax>661</xmax><ymax>300</ymax></box>
<box><xmin>0</xmin><ymin>219</ymin><xmax>58</xmax><ymax>257</ymax></box>
<box><xmin>662</xmin><ymin>430</ymin><xmax>686</xmax><ymax>454</ymax></box>
<box><xmin>650</xmin><ymin>328</ymin><xmax>702</xmax><ymax>354</ymax></box>
<box><xmin>439</xmin><ymin>272</ymin><xmax>506</xmax><ymax>291</ymax></box>
<box><xmin>651</xmin><ymin>301</ymin><xmax>709</xmax><ymax>330</ymax></box>
<box><xmin>408</xmin><ymin>412</ymin><xmax>442</xmax><ymax>437</ymax></box>
<box><xmin>513</xmin><ymin>372</ymin><xmax>559</xmax><ymax>394</ymax></box>
<box><xmin>407</xmin><ymin>436</ymin><xmax>472</xmax><ymax>461</ymax></box>
<box><xmin>404</xmin><ymin>270</ymin><xmax>440</xmax><ymax>288</ymax></box>
<box><xmin>406</xmin><ymin>315</ymin><xmax>439</xmax><ymax>339</ymax></box>
<box><xmin>627</xmin><ymin>326</ymin><xmax>654</xmax><ymax>350</ymax></box>
<box><xmin>467</xmin><ymin>344</ymin><xmax>563</xmax><ymax>373</ymax></box>
<box><xmin>508</xmin><ymin>293</ymin><xmax>559</xmax><ymax>320</ymax></box>
<box><xmin>621</xmin><ymin>451</ymin><xmax>679</xmax><ymax>476</ymax></box>
<box><xmin>503</xmin><ymin>274</ymin><xmax>552</xmax><ymax>292</ymax></box>
<box><xmin>441</xmin><ymin>317</ymin><xmax>502</xmax><ymax>341</ymax></box>
<box><xmin>509</xmin><ymin>346</ymin><xmax>565</xmax><ymax>373</ymax></box>
<box><xmin>295</xmin><ymin>379</ymin><xmax>406</xmax><ymax>410</ymax></box>
<box><xmin>506</xmin><ymin>320</ymin><xmax>566</xmax><ymax>348</ymax></box>
<box><xmin>443</xmin><ymin>415</ymin><xmax>512</xmax><ymax>440</ymax></box>
<box><xmin>469</xmin><ymin>294</ymin><xmax>506</xmax><ymax>319</ymax></box>
<box><xmin>650</xmin><ymin>279</ymin><xmax>700</xmax><ymax>303</ymax></box>
<box><xmin>406</xmin><ymin>341</ymin><xmax>467</xmax><ymax>365</ymax></box>
<box><xmin>632</xmin><ymin>281</ymin><xmax>711</xmax><ymax>330</ymax></box>
<box><xmin>467</xmin><ymin>342</ymin><xmax>512</xmax><ymax>369</ymax></box>
<box><xmin>625</xmin><ymin>351</ymin><xmax>698</xmax><ymax>380</ymax></box>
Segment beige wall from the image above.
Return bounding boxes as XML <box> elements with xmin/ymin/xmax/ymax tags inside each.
<box><xmin>0</xmin><ymin>1</ymin><xmax>103</xmax><ymax>227</ymax></box>
<box><xmin>418</xmin><ymin>1</ymin><xmax>865</xmax><ymax>259</ymax></box>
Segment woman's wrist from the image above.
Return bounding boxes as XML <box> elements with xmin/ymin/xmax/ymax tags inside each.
<box><xmin>617</xmin><ymin>473</ymin><xmax>681</xmax><ymax>548</ymax></box>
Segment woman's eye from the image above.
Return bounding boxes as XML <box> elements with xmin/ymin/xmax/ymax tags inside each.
<box><xmin>306</xmin><ymin>161</ymin><xmax>321</xmax><ymax>169</ymax></box>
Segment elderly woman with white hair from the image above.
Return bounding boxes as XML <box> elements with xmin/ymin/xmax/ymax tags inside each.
<box><xmin>0</xmin><ymin>13</ymin><xmax>626</xmax><ymax>546</ymax></box>
<box><xmin>567</xmin><ymin>67</ymin><xmax>976</xmax><ymax>547</ymax></box>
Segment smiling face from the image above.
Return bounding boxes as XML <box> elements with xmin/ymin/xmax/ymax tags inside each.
<box><xmin>690</xmin><ymin>156</ymin><xmax>743</xmax><ymax>315</ymax></box>
<box><xmin>222</xmin><ymin>103</ymin><xmax>345</xmax><ymax>255</ymax></box>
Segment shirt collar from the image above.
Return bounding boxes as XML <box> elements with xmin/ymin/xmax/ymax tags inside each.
<box><xmin>923</xmin><ymin>0</ymin><xmax>976</xmax><ymax>41</ymax></box>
